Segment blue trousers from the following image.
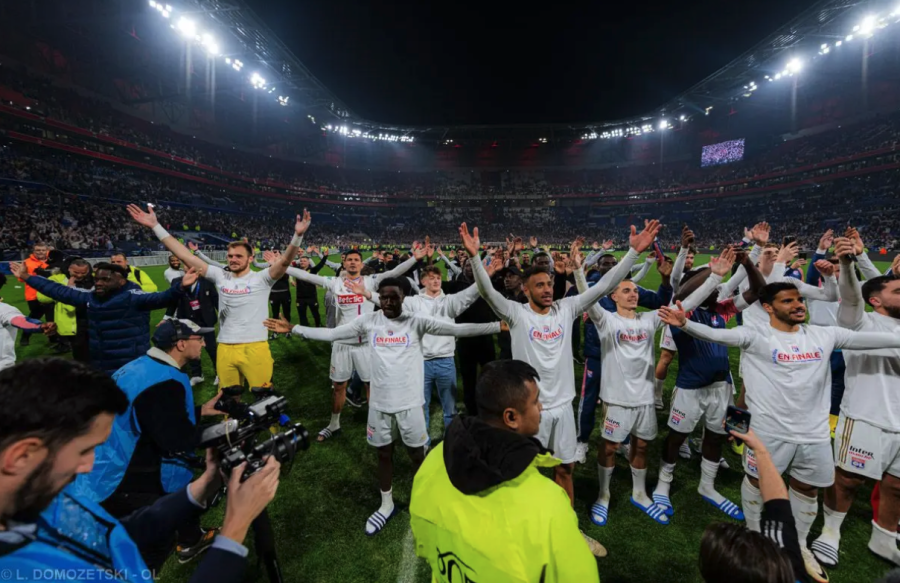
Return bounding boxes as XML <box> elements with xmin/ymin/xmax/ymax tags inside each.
<box><xmin>424</xmin><ymin>357</ymin><xmax>458</xmax><ymax>430</ymax></box>
<box><xmin>577</xmin><ymin>356</ymin><xmax>602</xmax><ymax>443</ymax></box>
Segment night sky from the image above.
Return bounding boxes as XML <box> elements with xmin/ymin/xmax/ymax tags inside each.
<box><xmin>249</xmin><ymin>0</ymin><xmax>818</xmax><ymax>126</ymax></box>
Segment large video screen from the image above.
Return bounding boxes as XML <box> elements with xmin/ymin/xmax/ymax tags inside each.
<box><xmin>701</xmin><ymin>139</ymin><xmax>745</xmax><ymax>168</ymax></box>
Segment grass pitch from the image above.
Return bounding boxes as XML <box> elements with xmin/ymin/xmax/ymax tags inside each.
<box><xmin>5</xmin><ymin>254</ymin><xmax>895</xmax><ymax>583</ymax></box>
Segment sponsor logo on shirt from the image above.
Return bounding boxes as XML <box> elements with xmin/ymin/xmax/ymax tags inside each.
<box><xmin>670</xmin><ymin>407</ymin><xmax>687</xmax><ymax>426</ymax></box>
<box><xmin>849</xmin><ymin>445</ymin><xmax>874</xmax><ymax>469</ymax></box>
<box><xmin>528</xmin><ymin>324</ymin><xmax>564</xmax><ymax>343</ymax></box>
<box><xmin>338</xmin><ymin>294</ymin><xmax>364</xmax><ymax>305</ymax></box>
<box><xmin>221</xmin><ymin>285</ymin><xmax>251</xmax><ymax>295</ymax></box>
<box><xmin>373</xmin><ymin>329</ymin><xmax>411</xmax><ymax>348</ymax></box>
<box><xmin>617</xmin><ymin>328</ymin><xmax>649</xmax><ymax>343</ymax></box>
<box><xmin>604</xmin><ymin>418</ymin><xmax>620</xmax><ymax>436</ymax></box>
<box><xmin>772</xmin><ymin>348</ymin><xmax>824</xmax><ymax>363</ymax></box>
<box><xmin>366</xmin><ymin>424</ymin><xmax>375</xmax><ymax>439</ymax></box>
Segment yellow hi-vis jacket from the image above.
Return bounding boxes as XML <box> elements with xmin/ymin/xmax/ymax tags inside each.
<box><xmin>36</xmin><ymin>273</ymin><xmax>77</xmax><ymax>337</ymax></box>
<box><xmin>410</xmin><ymin>441</ymin><xmax>600</xmax><ymax>583</ymax></box>
<box><xmin>127</xmin><ymin>266</ymin><xmax>158</xmax><ymax>292</ymax></box>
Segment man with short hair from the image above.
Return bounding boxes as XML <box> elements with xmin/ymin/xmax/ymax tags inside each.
<box><xmin>67</xmin><ymin>259</ymin><xmax>94</xmax><ymax>363</ymax></box>
<box><xmin>0</xmin><ymin>358</ymin><xmax>280</xmax><ymax>583</ymax></box>
<box><xmin>286</xmin><ymin>246</ymin><xmax>424</xmax><ymax>441</ymax></box>
<box><xmin>410</xmin><ymin>360</ymin><xmax>602</xmax><ymax>582</ymax></box>
<box><xmin>293</xmin><ymin>253</ymin><xmax>327</xmax><ymax>327</ymax></box>
<box><xmin>164</xmin><ymin>254</ymin><xmax>183</xmax><ymax>285</ymax></box>
<box><xmin>18</xmin><ymin>242</ymin><xmax>49</xmax><ymax>347</ymax></box>
<box><xmin>74</xmin><ymin>320</ymin><xmax>219</xmax><ymax>568</ymax></box>
<box><xmin>812</xmin><ymin>239</ymin><xmax>900</xmax><ymax>567</ymax></box>
<box><xmin>266</xmin><ymin>276</ymin><xmax>501</xmax><ymax>535</ymax></box>
<box><xmin>111</xmin><ymin>252</ymin><xmax>158</xmax><ymax>293</ymax></box>
<box><xmin>9</xmin><ymin>261</ymin><xmax>197</xmax><ymax>375</ymax></box>
<box><xmin>659</xmin><ymin>280</ymin><xmax>900</xmax><ymax>583</ymax></box>
<box><xmin>127</xmin><ymin>204</ymin><xmax>310</xmax><ymax>390</ymax></box>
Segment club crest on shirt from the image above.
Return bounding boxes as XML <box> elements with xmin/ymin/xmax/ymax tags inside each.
<box><xmin>528</xmin><ymin>324</ymin><xmax>564</xmax><ymax>343</ymax></box>
<box><xmin>849</xmin><ymin>446</ymin><xmax>874</xmax><ymax>469</ymax></box>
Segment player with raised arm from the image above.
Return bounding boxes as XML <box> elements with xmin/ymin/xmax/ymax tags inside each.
<box><xmin>264</xmin><ymin>277</ymin><xmax>501</xmax><ymax>535</ymax></box>
<box><xmin>126</xmin><ymin>204</ymin><xmax>310</xmax><ymax>391</ymax></box>
<box><xmin>284</xmin><ymin>245</ymin><xmax>426</xmax><ymax>441</ymax></box>
<box><xmin>812</xmin><ymin>238</ymin><xmax>900</xmax><ymax>568</ymax></box>
<box><xmin>658</xmin><ymin>279</ymin><xmax>900</xmax><ymax>583</ymax></box>
<box><xmin>460</xmin><ymin>219</ymin><xmax>660</xmax><ymax>553</ymax></box>
<box><xmin>651</xmin><ymin>248</ymin><xmax>766</xmax><ymax>521</ymax></box>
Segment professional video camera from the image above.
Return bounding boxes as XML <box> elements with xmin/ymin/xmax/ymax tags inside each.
<box><xmin>199</xmin><ymin>385</ymin><xmax>309</xmax><ymax>482</ymax></box>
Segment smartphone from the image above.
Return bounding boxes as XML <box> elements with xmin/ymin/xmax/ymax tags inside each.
<box><xmin>726</xmin><ymin>405</ymin><xmax>751</xmax><ymax>445</ymax></box>
<box><xmin>782</xmin><ymin>235</ymin><xmax>797</xmax><ymax>247</ymax></box>
<box><xmin>799</xmin><ymin>252</ymin><xmax>808</xmax><ymax>260</ymax></box>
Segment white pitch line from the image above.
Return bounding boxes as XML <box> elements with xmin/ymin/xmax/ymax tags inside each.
<box><xmin>396</xmin><ymin>525</ymin><xmax>419</xmax><ymax>583</ymax></box>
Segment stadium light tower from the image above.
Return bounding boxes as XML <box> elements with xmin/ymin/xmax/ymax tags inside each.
<box><xmin>786</xmin><ymin>58</ymin><xmax>803</xmax><ymax>74</ymax></box>
<box><xmin>177</xmin><ymin>17</ymin><xmax>196</xmax><ymax>38</ymax></box>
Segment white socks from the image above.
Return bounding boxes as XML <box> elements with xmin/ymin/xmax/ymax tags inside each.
<box><xmin>812</xmin><ymin>505</ymin><xmax>846</xmax><ymax>566</ymax></box>
<box><xmin>741</xmin><ymin>477</ymin><xmax>763</xmax><ymax>532</ymax></box>
<box><xmin>698</xmin><ymin>457</ymin><xmax>725</xmax><ymax>504</ymax></box>
<box><xmin>597</xmin><ymin>464</ymin><xmax>613</xmax><ymax>504</ymax></box>
<box><xmin>328</xmin><ymin>413</ymin><xmax>341</xmax><ymax>431</ymax></box>
<box><xmin>654</xmin><ymin>461</ymin><xmax>675</xmax><ymax>498</ymax></box>
<box><xmin>632</xmin><ymin>466</ymin><xmax>650</xmax><ymax>504</ymax></box>
<box><xmin>789</xmin><ymin>488</ymin><xmax>819</xmax><ymax>546</ymax></box>
<box><xmin>869</xmin><ymin>520</ymin><xmax>900</xmax><ymax>566</ymax></box>
<box><xmin>822</xmin><ymin>504</ymin><xmax>847</xmax><ymax>541</ymax></box>
<box><xmin>365</xmin><ymin>489</ymin><xmax>395</xmax><ymax>535</ymax></box>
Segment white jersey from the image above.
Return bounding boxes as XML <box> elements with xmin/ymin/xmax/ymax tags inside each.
<box><xmin>163</xmin><ymin>267</ymin><xmax>183</xmax><ymax>285</ymax></box>
<box><xmin>470</xmin><ymin>247</ymin><xmax>641</xmax><ymax>410</ymax></box>
<box><xmin>0</xmin><ymin>303</ymin><xmax>24</xmax><ymax>372</ymax></box>
<box><xmin>287</xmin><ymin>256</ymin><xmax>418</xmax><ymax>346</ymax></box>
<box><xmin>680</xmin><ymin>320</ymin><xmax>900</xmax><ymax>443</ymax></box>
<box><xmin>204</xmin><ymin>265</ymin><xmax>276</xmax><ymax>344</ymax></box>
<box><xmin>838</xmin><ymin>267</ymin><xmax>900</xmax><ymax>431</ymax></box>
<box><xmin>591</xmin><ymin>310</ymin><xmax>665</xmax><ymax>406</ymax></box>
<box><xmin>741</xmin><ymin>264</ymin><xmax>838</xmax><ymax>333</ymax></box>
<box><xmin>402</xmin><ymin>285</ymin><xmax>481</xmax><ymax>360</ymax></box>
<box><xmin>293</xmin><ymin>312</ymin><xmax>499</xmax><ymax>413</ymax></box>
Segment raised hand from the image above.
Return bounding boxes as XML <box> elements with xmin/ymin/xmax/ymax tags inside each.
<box><xmin>8</xmin><ymin>262</ymin><xmax>28</xmax><ymax>279</ymax></box>
<box><xmin>814</xmin><ymin>259</ymin><xmax>835</xmax><ymax>278</ymax></box>
<box><xmin>681</xmin><ymin>225</ymin><xmax>695</xmax><ymax>248</ymax></box>
<box><xmin>658</xmin><ymin>301</ymin><xmax>688</xmax><ymax>327</ymax></box>
<box><xmin>602</xmin><ymin>239</ymin><xmax>614</xmax><ymax>250</ymax></box>
<box><xmin>529</xmin><ymin>236</ymin><xmax>538</xmax><ymax>248</ymax></box>
<box><xmin>424</xmin><ymin>242</ymin><xmax>435</xmax><ymax>259</ymax></box>
<box><xmin>818</xmin><ymin>229</ymin><xmax>834</xmax><ymax>251</ymax></box>
<box><xmin>750</xmin><ymin>222</ymin><xmax>770</xmax><ymax>245</ymax></box>
<box><xmin>845</xmin><ymin>227</ymin><xmax>864</xmax><ymax>255</ymax></box>
<box><xmin>459</xmin><ymin>223</ymin><xmax>481</xmax><ymax>257</ymax></box>
<box><xmin>345</xmin><ymin>278</ymin><xmax>368</xmax><ymax>296</ymax></box>
<box><xmin>891</xmin><ymin>254</ymin><xmax>900</xmax><ymax>275</ymax></box>
<box><xmin>412</xmin><ymin>242</ymin><xmax>427</xmax><ymax>261</ymax></box>
<box><xmin>126</xmin><ymin>204</ymin><xmax>159</xmax><ymax>228</ymax></box>
<box><xmin>188</xmin><ymin>241</ymin><xmax>200</xmax><ymax>252</ymax></box>
<box><xmin>710</xmin><ymin>247</ymin><xmax>736</xmax><ymax>277</ymax></box>
<box><xmin>552</xmin><ymin>252</ymin><xmax>566</xmax><ymax>275</ymax></box>
<box><xmin>776</xmin><ymin>241</ymin><xmax>799</xmax><ymax>264</ymax></box>
<box><xmin>513</xmin><ymin>236</ymin><xmax>524</xmax><ymax>252</ymax></box>
<box><xmin>180</xmin><ymin>267</ymin><xmax>200</xmax><ymax>288</ymax></box>
<box><xmin>294</xmin><ymin>209</ymin><xmax>312</xmax><ymax>236</ymax></box>
<box><xmin>262</xmin><ymin>250</ymin><xmax>279</xmax><ymax>264</ymax></box>
<box><xmin>790</xmin><ymin>259</ymin><xmax>808</xmax><ymax>271</ymax></box>
<box><xmin>833</xmin><ymin>237</ymin><xmax>855</xmax><ymax>263</ymax></box>
<box><xmin>264</xmin><ymin>316</ymin><xmax>293</xmax><ymax>334</ymax></box>
<box><xmin>629</xmin><ymin>219</ymin><xmax>661</xmax><ymax>253</ymax></box>
<box><xmin>657</xmin><ymin>257</ymin><xmax>673</xmax><ymax>278</ymax></box>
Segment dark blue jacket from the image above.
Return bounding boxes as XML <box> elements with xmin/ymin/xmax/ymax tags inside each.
<box><xmin>25</xmin><ymin>276</ymin><xmax>184</xmax><ymax>374</ymax></box>
<box><xmin>583</xmin><ymin>283</ymin><xmax>673</xmax><ymax>360</ymax></box>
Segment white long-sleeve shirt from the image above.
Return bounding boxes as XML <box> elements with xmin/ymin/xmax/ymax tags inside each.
<box><xmin>0</xmin><ymin>303</ymin><xmax>24</xmax><ymax>372</ymax></box>
<box><xmin>738</xmin><ymin>262</ymin><xmax>838</xmax><ymax>333</ymax></box>
<box><xmin>678</xmin><ymin>319</ymin><xmax>900</xmax><ymax>443</ymax></box>
<box><xmin>287</xmin><ymin>256</ymin><xmax>418</xmax><ymax>346</ymax></box>
<box><xmin>471</xmin><ymin>247</ymin><xmax>640</xmax><ymax>409</ymax></box>
<box><xmin>292</xmin><ymin>312</ymin><xmax>499</xmax><ymax>413</ymax></box>
<box><xmin>163</xmin><ymin>267</ymin><xmax>183</xmax><ymax>284</ymax></box>
<box><xmin>837</xmin><ymin>261</ymin><xmax>900</xmax><ymax>431</ymax></box>
<box><xmin>403</xmin><ymin>285</ymin><xmax>482</xmax><ymax>359</ymax></box>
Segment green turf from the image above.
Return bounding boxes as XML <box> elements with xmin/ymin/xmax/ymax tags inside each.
<box><xmin>4</xmin><ymin>255</ymin><xmax>895</xmax><ymax>582</ymax></box>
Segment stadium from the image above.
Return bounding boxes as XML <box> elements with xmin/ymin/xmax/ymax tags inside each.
<box><xmin>0</xmin><ymin>0</ymin><xmax>899</xmax><ymax>581</ymax></box>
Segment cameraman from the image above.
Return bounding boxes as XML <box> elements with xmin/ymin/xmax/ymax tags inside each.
<box><xmin>73</xmin><ymin>319</ymin><xmax>221</xmax><ymax>568</ymax></box>
<box><xmin>0</xmin><ymin>358</ymin><xmax>280</xmax><ymax>583</ymax></box>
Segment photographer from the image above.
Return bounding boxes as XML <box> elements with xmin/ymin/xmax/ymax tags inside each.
<box><xmin>74</xmin><ymin>320</ymin><xmax>221</xmax><ymax>569</ymax></box>
<box><xmin>699</xmin><ymin>427</ymin><xmax>809</xmax><ymax>583</ymax></box>
<box><xmin>0</xmin><ymin>358</ymin><xmax>280</xmax><ymax>583</ymax></box>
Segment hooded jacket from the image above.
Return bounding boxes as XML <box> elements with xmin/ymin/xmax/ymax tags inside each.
<box><xmin>410</xmin><ymin>416</ymin><xmax>599</xmax><ymax>583</ymax></box>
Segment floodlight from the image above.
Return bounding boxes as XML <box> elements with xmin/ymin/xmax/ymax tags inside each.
<box><xmin>774</xmin><ymin>73</ymin><xmax>782</xmax><ymax>80</ymax></box>
<box><xmin>786</xmin><ymin>58</ymin><xmax>802</xmax><ymax>74</ymax></box>
<box><xmin>835</xmin><ymin>40</ymin><xmax>842</xmax><ymax>47</ymax></box>
<box><xmin>177</xmin><ymin>17</ymin><xmax>196</xmax><ymax>38</ymax></box>
<box><xmin>821</xmin><ymin>43</ymin><xmax>827</xmax><ymax>49</ymax></box>
<box><xmin>161</xmin><ymin>9</ymin><xmax>169</xmax><ymax>17</ymax></box>
<box><xmin>846</xmin><ymin>34</ymin><xmax>853</xmax><ymax>41</ymax></box>
<box><xmin>860</xmin><ymin>16</ymin><xmax>875</xmax><ymax>34</ymax></box>
<box><xmin>658</xmin><ymin>120</ymin><xmax>668</xmax><ymax>130</ymax></box>
<box><xmin>165</xmin><ymin>4</ymin><xmax>172</xmax><ymax>11</ymax></box>
<box><xmin>149</xmin><ymin>0</ymin><xmax>156</xmax><ymax>7</ymax></box>
<box><xmin>823</xmin><ymin>47</ymin><xmax>830</xmax><ymax>54</ymax></box>
<box><xmin>679</xmin><ymin>115</ymin><xmax>686</xmax><ymax>121</ymax></box>
<box><xmin>225</xmin><ymin>57</ymin><xmax>231</xmax><ymax>64</ymax></box>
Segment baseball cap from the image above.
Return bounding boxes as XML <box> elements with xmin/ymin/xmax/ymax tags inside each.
<box><xmin>153</xmin><ymin>319</ymin><xmax>214</xmax><ymax>349</ymax></box>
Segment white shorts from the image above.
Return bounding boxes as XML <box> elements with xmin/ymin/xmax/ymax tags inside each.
<box><xmin>743</xmin><ymin>432</ymin><xmax>834</xmax><ymax>488</ymax></box>
<box><xmin>330</xmin><ymin>343</ymin><xmax>371</xmax><ymax>383</ymax></box>
<box><xmin>602</xmin><ymin>403</ymin><xmax>658</xmax><ymax>443</ymax></box>
<box><xmin>536</xmin><ymin>403</ymin><xmax>577</xmax><ymax>464</ymax></box>
<box><xmin>668</xmin><ymin>384</ymin><xmax>732</xmax><ymax>435</ymax></box>
<box><xmin>366</xmin><ymin>407</ymin><xmax>428</xmax><ymax>448</ymax></box>
<box><xmin>659</xmin><ymin>326</ymin><xmax>677</xmax><ymax>352</ymax></box>
<box><xmin>834</xmin><ymin>415</ymin><xmax>900</xmax><ymax>481</ymax></box>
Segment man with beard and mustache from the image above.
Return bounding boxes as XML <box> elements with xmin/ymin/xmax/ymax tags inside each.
<box><xmin>0</xmin><ymin>358</ymin><xmax>279</xmax><ymax>583</ymax></box>
<box><xmin>659</xmin><ymin>281</ymin><xmax>900</xmax><ymax>583</ymax></box>
<box><xmin>66</xmin><ymin>259</ymin><xmax>94</xmax><ymax>364</ymax></box>
<box><xmin>812</xmin><ymin>239</ymin><xmax>900</xmax><ymax>569</ymax></box>
<box><xmin>9</xmin><ymin>262</ymin><xmax>197</xmax><ymax>375</ymax></box>
<box><xmin>460</xmin><ymin>220</ymin><xmax>660</xmax><ymax>557</ymax></box>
